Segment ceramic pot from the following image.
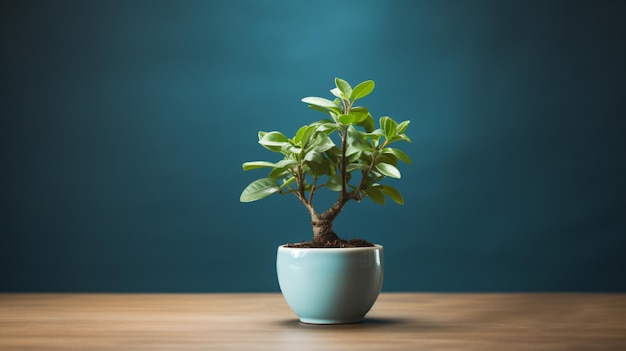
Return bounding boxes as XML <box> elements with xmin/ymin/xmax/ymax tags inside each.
<box><xmin>276</xmin><ymin>244</ymin><xmax>384</xmax><ymax>324</ymax></box>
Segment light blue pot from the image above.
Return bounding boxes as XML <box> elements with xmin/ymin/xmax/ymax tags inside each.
<box><xmin>276</xmin><ymin>244</ymin><xmax>384</xmax><ymax>324</ymax></box>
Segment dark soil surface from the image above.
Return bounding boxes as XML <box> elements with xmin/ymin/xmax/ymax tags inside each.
<box><xmin>285</xmin><ymin>238</ymin><xmax>375</xmax><ymax>248</ymax></box>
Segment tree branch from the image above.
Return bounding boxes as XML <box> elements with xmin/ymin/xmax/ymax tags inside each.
<box><xmin>293</xmin><ymin>165</ymin><xmax>317</xmax><ymax>218</ymax></box>
<box><xmin>351</xmin><ymin>154</ymin><xmax>378</xmax><ymax>201</ymax></box>
<box><xmin>308</xmin><ymin>176</ymin><xmax>318</xmax><ymax>205</ymax></box>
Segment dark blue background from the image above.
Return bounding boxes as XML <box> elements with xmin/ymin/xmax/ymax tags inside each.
<box><xmin>1</xmin><ymin>0</ymin><xmax>625</xmax><ymax>292</ymax></box>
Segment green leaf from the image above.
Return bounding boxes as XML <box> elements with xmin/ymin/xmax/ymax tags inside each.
<box><xmin>356</xmin><ymin>113</ymin><xmax>376</xmax><ymax>133</ymax></box>
<box><xmin>396</xmin><ymin>120</ymin><xmax>411</xmax><ymax>134</ymax></box>
<box><xmin>306</xmin><ymin>158</ymin><xmax>330</xmax><ymax>176</ymax></box>
<box><xmin>318</xmin><ymin>123</ymin><xmax>339</xmax><ymax>134</ymax></box>
<box><xmin>376</xmin><ymin>154</ymin><xmax>398</xmax><ymax>166</ymax></box>
<box><xmin>241</xmin><ymin>159</ymin><xmax>297</xmax><ymax>171</ymax></box>
<box><xmin>240</xmin><ymin>178</ymin><xmax>280</xmax><ymax>202</ymax></box>
<box><xmin>364</xmin><ymin>129</ymin><xmax>385</xmax><ymax>138</ymax></box>
<box><xmin>294</xmin><ymin>124</ymin><xmax>318</xmax><ymax>147</ymax></box>
<box><xmin>398</xmin><ymin>134</ymin><xmax>412</xmax><ymax>143</ymax></box>
<box><xmin>359</xmin><ymin>153</ymin><xmax>373</xmax><ymax>164</ymax></box>
<box><xmin>274</xmin><ymin>160</ymin><xmax>298</xmax><ymax>168</ymax></box>
<box><xmin>363</xmin><ymin>129</ymin><xmax>384</xmax><ymax>147</ymax></box>
<box><xmin>350</xmin><ymin>80</ymin><xmax>375</xmax><ymax>101</ymax></box>
<box><xmin>346</xmin><ymin>150</ymin><xmax>362</xmax><ymax>162</ymax></box>
<box><xmin>301</xmin><ymin>126</ymin><xmax>319</xmax><ymax>147</ymax></box>
<box><xmin>382</xmin><ymin>148</ymin><xmax>412</xmax><ymax>165</ymax></box>
<box><xmin>368</xmin><ymin>168</ymin><xmax>383</xmax><ymax>178</ymax></box>
<box><xmin>280</xmin><ymin>176</ymin><xmax>296</xmax><ymax>189</ymax></box>
<box><xmin>335</xmin><ymin>77</ymin><xmax>352</xmax><ymax>99</ymax></box>
<box><xmin>346</xmin><ymin>163</ymin><xmax>369</xmax><ymax>172</ymax></box>
<box><xmin>302</xmin><ymin>125</ymin><xmax>319</xmax><ymax>146</ymax></box>
<box><xmin>349</xmin><ymin>107</ymin><xmax>370</xmax><ymax>124</ymax></box>
<box><xmin>268</xmin><ymin>168</ymin><xmax>289</xmax><ymax>178</ymax></box>
<box><xmin>285</xmin><ymin>145</ymin><xmax>301</xmax><ymax>155</ymax></box>
<box><xmin>379</xmin><ymin>116</ymin><xmax>397</xmax><ymax>138</ymax></box>
<box><xmin>257</xmin><ymin>131</ymin><xmax>290</xmax><ymax>152</ymax></box>
<box><xmin>326</xmin><ymin>175</ymin><xmax>343</xmax><ymax>191</ymax></box>
<box><xmin>308</xmin><ymin>104</ymin><xmax>338</xmax><ymax>115</ymax></box>
<box><xmin>380</xmin><ymin>185</ymin><xmax>404</xmax><ymax>205</ymax></box>
<box><xmin>273</xmin><ymin>160</ymin><xmax>295</xmax><ymax>170</ymax></box>
<box><xmin>304</xmin><ymin>150</ymin><xmax>323</xmax><ymax>163</ymax></box>
<box><xmin>242</xmin><ymin>161</ymin><xmax>276</xmax><ymax>171</ymax></box>
<box><xmin>330</xmin><ymin>87</ymin><xmax>343</xmax><ymax>99</ymax></box>
<box><xmin>259</xmin><ymin>131</ymin><xmax>289</xmax><ymax>147</ymax></box>
<box><xmin>364</xmin><ymin>186</ymin><xmax>385</xmax><ymax>204</ymax></box>
<box><xmin>337</xmin><ymin>114</ymin><xmax>356</xmax><ymax>124</ymax></box>
<box><xmin>267</xmin><ymin>160</ymin><xmax>298</xmax><ymax>177</ymax></box>
<box><xmin>347</xmin><ymin>126</ymin><xmax>373</xmax><ymax>152</ymax></box>
<box><xmin>310</xmin><ymin>119</ymin><xmax>338</xmax><ymax>134</ymax></box>
<box><xmin>307</xmin><ymin>132</ymin><xmax>335</xmax><ymax>153</ymax></box>
<box><xmin>387</xmin><ymin>134</ymin><xmax>412</xmax><ymax>144</ymax></box>
<box><xmin>325</xmin><ymin>146</ymin><xmax>342</xmax><ymax>164</ymax></box>
<box><xmin>301</xmin><ymin>96</ymin><xmax>337</xmax><ymax>108</ymax></box>
<box><xmin>293</xmin><ymin>125</ymin><xmax>307</xmax><ymax>144</ymax></box>
<box><xmin>376</xmin><ymin>162</ymin><xmax>401</xmax><ymax>179</ymax></box>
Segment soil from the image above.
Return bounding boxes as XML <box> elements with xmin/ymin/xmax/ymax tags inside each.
<box><xmin>285</xmin><ymin>238</ymin><xmax>375</xmax><ymax>248</ymax></box>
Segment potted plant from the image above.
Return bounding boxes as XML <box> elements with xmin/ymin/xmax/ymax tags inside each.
<box><xmin>240</xmin><ymin>77</ymin><xmax>411</xmax><ymax>324</ymax></box>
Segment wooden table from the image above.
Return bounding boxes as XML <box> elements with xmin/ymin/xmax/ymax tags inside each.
<box><xmin>0</xmin><ymin>293</ymin><xmax>624</xmax><ymax>350</ymax></box>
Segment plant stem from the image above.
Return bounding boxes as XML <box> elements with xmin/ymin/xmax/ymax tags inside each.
<box><xmin>308</xmin><ymin>176</ymin><xmax>318</xmax><ymax>205</ymax></box>
<box><xmin>339</xmin><ymin>98</ymin><xmax>351</xmax><ymax>203</ymax></box>
<box><xmin>296</xmin><ymin>165</ymin><xmax>305</xmax><ymax>198</ymax></box>
<box><xmin>293</xmin><ymin>165</ymin><xmax>315</xmax><ymax>216</ymax></box>
<box><xmin>340</xmin><ymin>126</ymin><xmax>348</xmax><ymax>200</ymax></box>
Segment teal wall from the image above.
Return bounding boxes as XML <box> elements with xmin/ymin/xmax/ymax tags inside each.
<box><xmin>1</xmin><ymin>0</ymin><xmax>625</xmax><ymax>292</ymax></box>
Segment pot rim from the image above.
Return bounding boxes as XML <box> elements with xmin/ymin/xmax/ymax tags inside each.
<box><xmin>278</xmin><ymin>243</ymin><xmax>383</xmax><ymax>251</ymax></box>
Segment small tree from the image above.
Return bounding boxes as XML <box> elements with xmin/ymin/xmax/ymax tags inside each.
<box><xmin>240</xmin><ymin>78</ymin><xmax>411</xmax><ymax>247</ymax></box>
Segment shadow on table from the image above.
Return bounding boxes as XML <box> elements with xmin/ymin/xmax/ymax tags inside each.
<box><xmin>275</xmin><ymin>317</ymin><xmax>451</xmax><ymax>331</ymax></box>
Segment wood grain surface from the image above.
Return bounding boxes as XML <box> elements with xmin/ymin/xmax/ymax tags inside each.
<box><xmin>0</xmin><ymin>293</ymin><xmax>624</xmax><ymax>350</ymax></box>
